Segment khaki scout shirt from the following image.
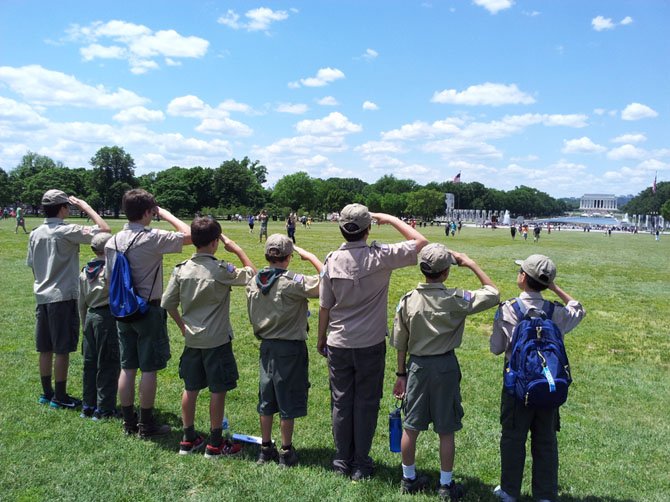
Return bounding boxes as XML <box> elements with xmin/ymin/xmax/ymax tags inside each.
<box><xmin>490</xmin><ymin>290</ymin><xmax>586</xmax><ymax>359</ymax></box>
<box><xmin>78</xmin><ymin>260</ymin><xmax>110</xmax><ymax>323</ymax></box>
<box><xmin>104</xmin><ymin>223</ymin><xmax>184</xmax><ymax>302</ymax></box>
<box><xmin>27</xmin><ymin>218</ymin><xmax>100</xmax><ymax>304</ymax></box>
<box><xmin>391</xmin><ymin>283</ymin><xmax>500</xmax><ymax>356</ymax></box>
<box><xmin>246</xmin><ymin>268</ymin><xmax>320</xmax><ymax>341</ymax></box>
<box><xmin>161</xmin><ymin>253</ymin><xmax>254</xmax><ymax>349</ymax></box>
<box><xmin>319</xmin><ymin>240</ymin><xmax>417</xmax><ymax>349</ymax></box>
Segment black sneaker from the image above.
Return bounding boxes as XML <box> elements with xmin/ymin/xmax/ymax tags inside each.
<box><xmin>92</xmin><ymin>409</ymin><xmax>121</xmax><ymax>421</ymax></box>
<box><xmin>123</xmin><ymin>412</ymin><xmax>139</xmax><ymax>435</ymax></box>
<box><xmin>278</xmin><ymin>446</ymin><xmax>299</xmax><ymax>468</ymax></box>
<box><xmin>138</xmin><ymin>421</ymin><xmax>171</xmax><ymax>439</ymax></box>
<box><xmin>50</xmin><ymin>395</ymin><xmax>82</xmax><ymax>410</ymax></box>
<box><xmin>38</xmin><ymin>394</ymin><xmax>52</xmax><ymax>405</ymax></box>
<box><xmin>256</xmin><ymin>444</ymin><xmax>279</xmax><ymax>465</ymax></box>
<box><xmin>438</xmin><ymin>481</ymin><xmax>465</xmax><ymax>501</ymax></box>
<box><xmin>401</xmin><ymin>473</ymin><xmax>430</xmax><ymax>494</ymax></box>
<box><xmin>80</xmin><ymin>406</ymin><xmax>95</xmax><ymax>418</ymax></box>
<box><xmin>350</xmin><ymin>468</ymin><xmax>373</xmax><ymax>482</ymax></box>
<box><xmin>179</xmin><ymin>435</ymin><xmax>206</xmax><ymax>455</ymax></box>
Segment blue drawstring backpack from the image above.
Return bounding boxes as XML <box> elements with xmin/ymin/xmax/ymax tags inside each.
<box><xmin>503</xmin><ymin>299</ymin><xmax>572</xmax><ymax>408</ymax></box>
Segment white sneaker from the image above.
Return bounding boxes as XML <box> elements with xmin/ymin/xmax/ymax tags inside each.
<box><xmin>493</xmin><ymin>485</ymin><xmax>517</xmax><ymax>502</ymax></box>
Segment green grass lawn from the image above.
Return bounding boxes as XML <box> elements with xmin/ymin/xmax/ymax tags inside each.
<box><xmin>0</xmin><ymin>217</ymin><xmax>668</xmax><ymax>501</ymax></box>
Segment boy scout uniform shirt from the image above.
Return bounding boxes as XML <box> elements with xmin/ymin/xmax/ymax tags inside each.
<box><xmin>161</xmin><ymin>253</ymin><xmax>254</xmax><ymax>349</ymax></box>
<box><xmin>319</xmin><ymin>240</ymin><xmax>417</xmax><ymax>349</ymax></box>
<box><xmin>27</xmin><ymin>218</ymin><xmax>100</xmax><ymax>304</ymax></box>
<box><xmin>490</xmin><ymin>290</ymin><xmax>586</xmax><ymax>359</ymax></box>
<box><xmin>78</xmin><ymin>262</ymin><xmax>110</xmax><ymax>322</ymax></box>
<box><xmin>391</xmin><ymin>283</ymin><xmax>500</xmax><ymax>356</ymax></box>
<box><xmin>104</xmin><ymin>223</ymin><xmax>184</xmax><ymax>301</ymax></box>
<box><xmin>246</xmin><ymin>269</ymin><xmax>320</xmax><ymax>341</ymax></box>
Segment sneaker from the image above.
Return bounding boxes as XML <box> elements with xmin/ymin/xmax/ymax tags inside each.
<box><xmin>92</xmin><ymin>409</ymin><xmax>121</xmax><ymax>421</ymax></box>
<box><xmin>256</xmin><ymin>444</ymin><xmax>279</xmax><ymax>465</ymax></box>
<box><xmin>49</xmin><ymin>395</ymin><xmax>82</xmax><ymax>410</ymax></box>
<box><xmin>401</xmin><ymin>473</ymin><xmax>430</xmax><ymax>494</ymax></box>
<box><xmin>438</xmin><ymin>481</ymin><xmax>465</xmax><ymax>501</ymax></box>
<box><xmin>38</xmin><ymin>394</ymin><xmax>52</xmax><ymax>405</ymax></box>
<box><xmin>332</xmin><ymin>464</ymin><xmax>351</xmax><ymax>477</ymax></box>
<box><xmin>493</xmin><ymin>485</ymin><xmax>517</xmax><ymax>502</ymax></box>
<box><xmin>138</xmin><ymin>421</ymin><xmax>171</xmax><ymax>439</ymax></box>
<box><xmin>123</xmin><ymin>412</ymin><xmax>139</xmax><ymax>435</ymax></box>
<box><xmin>80</xmin><ymin>406</ymin><xmax>95</xmax><ymax>418</ymax></box>
<box><xmin>350</xmin><ymin>468</ymin><xmax>373</xmax><ymax>482</ymax></box>
<box><xmin>204</xmin><ymin>440</ymin><xmax>242</xmax><ymax>459</ymax></box>
<box><xmin>179</xmin><ymin>435</ymin><xmax>206</xmax><ymax>455</ymax></box>
<box><xmin>278</xmin><ymin>446</ymin><xmax>299</xmax><ymax>468</ymax></box>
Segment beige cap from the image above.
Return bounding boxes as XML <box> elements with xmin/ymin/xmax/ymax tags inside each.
<box><xmin>515</xmin><ymin>254</ymin><xmax>556</xmax><ymax>286</ymax></box>
<box><xmin>419</xmin><ymin>243</ymin><xmax>457</xmax><ymax>274</ymax></box>
<box><xmin>90</xmin><ymin>232</ymin><xmax>112</xmax><ymax>254</ymax></box>
<box><xmin>339</xmin><ymin>203</ymin><xmax>372</xmax><ymax>234</ymax></box>
<box><xmin>265</xmin><ymin>233</ymin><xmax>294</xmax><ymax>257</ymax></box>
<box><xmin>41</xmin><ymin>189</ymin><xmax>69</xmax><ymax>206</ymax></box>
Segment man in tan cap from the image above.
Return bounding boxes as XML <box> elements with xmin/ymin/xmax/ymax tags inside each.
<box><xmin>27</xmin><ymin>189</ymin><xmax>111</xmax><ymax>410</ymax></box>
<box><xmin>490</xmin><ymin>254</ymin><xmax>585</xmax><ymax>502</ymax></box>
<box><xmin>246</xmin><ymin>234</ymin><xmax>322</xmax><ymax>467</ymax></box>
<box><xmin>317</xmin><ymin>203</ymin><xmax>428</xmax><ymax>480</ymax></box>
<box><xmin>391</xmin><ymin>243</ymin><xmax>499</xmax><ymax>498</ymax></box>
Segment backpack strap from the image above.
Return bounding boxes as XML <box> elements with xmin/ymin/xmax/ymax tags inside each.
<box><xmin>543</xmin><ymin>300</ymin><xmax>555</xmax><ymax>319</ymax></box>
<box><xmin>510</xmin><ymin>298</ymin><xmax>526</xmax><ymax>319</ymax></box>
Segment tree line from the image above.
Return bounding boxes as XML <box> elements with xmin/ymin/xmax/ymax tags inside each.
<box><xmin>2</xmin><ymin>146</ymin><xmax>583</xmax><ymax>220</ymax></box>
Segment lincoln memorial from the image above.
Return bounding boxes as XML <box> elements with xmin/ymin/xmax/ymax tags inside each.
<box><xmin>580</xmin><ymin>194</ymin><xmax>617</xmax><ymax>211</ymax></box>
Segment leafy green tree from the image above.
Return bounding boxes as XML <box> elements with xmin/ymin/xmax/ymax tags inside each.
<box><xmin>21</xmin><ymin>167</ymin><xmax>81</xmax><ymax>208</ymax></box>
<box><xmin>0</xmin><ymin>168</ymin><xmax>13</xmax><ymax>206</ymax></box>
<box><xmin>90</xmin><ymin>146</ymin><xmax>138</xmax><ymax>217</ymax></box>
<box><xmin>315</xmin><ymin>177</ymin><xmax>368</xmax><ymax>213</ymax></box>
<box><xmin>380</xmin><ymin>192</ymin><xmax>407</xmax><ymax>216</ymax></box>
<box><xmin>9</xmin><ymin>152</ymin><xmax>61</xmax><ymax>203</ymax></box>
<box><xmin>661</xmin><ymin>199</ymin><xmax>670</xmax><ymax>222</ymax></box>
<box><xmin>367</xmin><ymin>174</ymin><xmax>418</xmax><ymax>195</ymax></box>
<box><xmin>405</xmin><ymin>189</ymin><xmax>445</xmax><ymax>219</ymax></box>
<box><xmin>623</xmin><ymin>182</ymin><xmax>669</xmax><ymax>215</ymax></box>
<box><xmin>213</xmin><ymin>158</ymin><xmax>267</xmax><ymax>210</ymax></box>
<box><xmin>271</xmin><ymin>172</ymin><xmax>316</xmax><ymax>212</ymax></box>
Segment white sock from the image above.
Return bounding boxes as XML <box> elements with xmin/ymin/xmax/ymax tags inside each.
<box><xmin>440</xmin><ymin>470</ymin><xmax>453</xmax><ymax>486</ymax></box>
<box><xmin>402</xmin><ymin>463</ymin><xmax>416</xmax><ymax>480</ymax></box>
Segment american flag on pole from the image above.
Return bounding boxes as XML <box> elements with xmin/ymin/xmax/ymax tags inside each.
<box><xmin>652</xmin><ymin>172</ymin><xmax>657</xmax><ymax>194</ymax></box>
<box><xmin>453</xmin><ymin>172</ymin><xmax>461</xmax><ymax>184</ymax></box>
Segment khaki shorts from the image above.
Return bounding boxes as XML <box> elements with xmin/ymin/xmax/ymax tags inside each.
<box><xmin>179</xmin><ymin>342</ymin><xmax>238</xmax><ymax>393</ymax></box>
<box><xmin>258</xmin><ymin>339</ymin><xmax>309</xmax><ymax>419</ymax></box>
<box><xmin>403</xmin><ymin>352</ymin><xmax>464</xmax><ymax>434</ymax></box>
<box><xmin>35</xmin><ymin>300</ymin><xmax>79</xmax><ymax>354</ymax></box>
<box><xmin>117</xmin><ymin>306</ymin><xmax>170</xmax><ymax>372</ymax></box>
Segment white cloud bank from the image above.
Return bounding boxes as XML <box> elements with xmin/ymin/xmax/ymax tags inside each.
<box><xmin>592</xmin><ymin>15</ymin><xmax>634</xmax><ymax>31</ymax></box>
<box><xmin>473</xmin><ymin>0</ymin><xmax>515</xmax><ymax>15</ymax></box>
<box><xmin>218</xmin><ymin>7</ymin><xmax>291</xmax><ymax>32</ymax></box>
<box><xmin>290</xmin><ymin>67</ymin><xmax>345</xmax><ymax>88</ymax></box>
<box><xmin>432</xmin><ymin>83</ymin><xmax>535</xmax><ymax>106</ymax></box>
<box><xmin>621</xmin><ymin>103</ymin><xmax>658</xmax><ymax>121</ymax></box>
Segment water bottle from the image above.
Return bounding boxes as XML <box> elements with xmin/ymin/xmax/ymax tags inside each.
<box><xmin>389</xmin><ymin>405</ymin><xmax>402</xmax><ymax>453</ymax></box>
<box><xmin>222</xmin><ymin>416</ymin><xmax>231</xmax><ymax>439</ymax></box>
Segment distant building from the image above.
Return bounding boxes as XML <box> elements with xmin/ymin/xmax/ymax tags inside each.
<box><xmin>580</xmin><ymin>194</ymin><xmax>617</xmax><ymax>211</ymax></box>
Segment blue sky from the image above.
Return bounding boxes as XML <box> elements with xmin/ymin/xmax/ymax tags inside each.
<box><xmin>1</xmin><ymin>0</ymin><xmax>667</xmax><ymax>197</ymax></box>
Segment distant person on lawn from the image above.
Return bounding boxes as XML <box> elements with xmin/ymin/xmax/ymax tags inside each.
<box><xmin>27</xmin><ymin>189</ymin><xmax>110</xmax><ymax>410</ymax></box>
<box><xmin>246</xmin><ymin>234</ymin><xmax>322</xmax><ymax>467</ymax></box>
<box><xmin>162</xmin><ymin>216</ymin><xmax>255</xmax><ymax>457</ymax></box>
<box><xmin>490</xmin><ymin>254</ymin><xmax>585</xmax><ymax>502</ymax></box>
<box><xmin>104</xmin><ymin>189</ymin><xmax>191</xmax><ymax>439</ymax></box>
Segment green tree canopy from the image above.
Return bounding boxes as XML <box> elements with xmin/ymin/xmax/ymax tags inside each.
<box><xmin>271</xmin><ymin>172</ymin><xmax>316</xmax><ymax>212</ymax></box>
<box><xmin>623</xmin><ymin>182</ymin><xmax>670</xmax><ymax>215</ymax></box>
<box><xmin>405</xmin><ymin>189</ymin><xmax>445</xmax><ymax>219</ymax></box>
<box><xmin>90</xmin><ymin>146</ymin><xmax>138</xmax><ymax>217</ymax></box>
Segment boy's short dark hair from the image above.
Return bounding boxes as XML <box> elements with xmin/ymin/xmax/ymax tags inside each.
<box><xmin>43</xmin><ymin>203</ymin><xmax>67</xmax><ymax>218</ymax></box>
<box><xmin>191</xmin><ymin>217</ymin><xmax>222</xmax><ymax>248</ymax></box>
<box><xmin>265</xmin><ymin>252</ymin><xmax>290</xmax><ymax>264</ymax></box>
<box><xmin>122</xmin><ymin>189</ymin><xmax>157</xmax><ymax>221</ymax></box>
<box><xmin>421</xmin><ymin>270</ymin><xmax>446</xmax><ymax>280</ymax></box>
<box><xmin>339</xmin><ymin>224</ymin><xmax>368</xmax><ymax>242</ymax></box>
<box><xmin>525</xmin><ymin>274</ymin><xmax>549</xmax><ymax>292</ymax></box>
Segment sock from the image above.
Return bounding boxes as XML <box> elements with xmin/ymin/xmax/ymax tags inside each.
<box><xmin>40</xmin><ymin>376</ymin><xmax>53</xmax><ymax>398</ymax></box>
<box><xmin>262</xmin><ymin>441</ymin><xmax>273</xmax><ymax>448</ymax></box>
<box><xmin>281</xmin><ymin>443</ymin><xmax>292</xmax><ymax>451</ymax></box>
<box><xmin>210</xmin><ymin>428</ymin><xmax>223</xmax><ymax>447</ymax></box>
<box><xmin>54</xmin><ymin>381</ymin><xmax>67</xmax><ymax>401</ymax></box>
<box><xmin>139</xmin><ymin>407</ymin><xmax>153</xmax><ymax>425</ymax></box>
<box><xmin>440</xmin><ymin>470</ymin><xmax>453</xmax><ymax>486</ymax></box>
<box><xmin>183</xmin><ymin>425</ymin><xmax>196</xmax><ymax>442</ymax></box>
<box><xmin>402</xmin><ymin>463</ymin><xmax>416</xmax><ymax>480</ymax></box>
<box><xmin>122</xmin><ymin>406</ymin><xmax>135</xmax><ymax>423</ymax></box>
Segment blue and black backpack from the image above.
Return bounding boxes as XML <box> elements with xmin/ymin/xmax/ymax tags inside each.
<box><xmin>109</xmin><ymin>233</ymin><xmax>155</xmax><ymax>323</ymax></box>
<box><xmin>503</xmin><ymin>299</ymin><xmax>572</xmax><ymax>408</ymax></box>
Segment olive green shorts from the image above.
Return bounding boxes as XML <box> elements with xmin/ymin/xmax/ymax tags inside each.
<box><xmin>403</xmin><ymin>352</ymin><xmax>464</xmax><ymax>434</ymax></box>
<box><xmin>179</xmin><ymin>342</ymin><xmax>238</xmax><ymax>393</ymax></box>
<box><xmin>258</xmin><ymin>339</ymin><xmax>309</xmax><ymax>419</ymax></box>
<box><xmin>35</xmin><ymin>300</ymin><xmax>79</xmax><ymax>354</ymax></box>
<box><xmin>117</xmin><ymin>306</ymin><xmax>170</xmax><ymax>372</ymax></box>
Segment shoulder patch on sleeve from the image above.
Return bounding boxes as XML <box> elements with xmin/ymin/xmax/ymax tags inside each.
<box><xmin>221</xmin><ymin>262</ymin><xmax>236</xmax><ymax>273</ymax></box>
<box><xmin>463</xmin><ymin>290</ymin><xmax>473</xmax><ymax>302</ymax></box>
<box><xmin>293</xmin><ymin>273</ymin><xmax>304</xmax><ymax>283</ymax></box>
<box><xmin>371</xmin><ymin>240</ymin><xmax>389</xmax><ymax>251</ymax></box>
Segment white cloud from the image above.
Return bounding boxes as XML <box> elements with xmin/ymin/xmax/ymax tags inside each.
<box><xmin>166</xmin><ymin>95</ymin><xmax>253</xmax><ymax>135</ymax></box>
<box><xmin>0</xmin><ymin>96</ymin><xmax>49</xmax><ymax>129</ymax></box>
<box><xmin>218</xmin><ymin>7</ymin><xmax>290</xmax><ymax>32</ymax></box>
<box><xmin>431</xmin><ymin>83</ymin><xmax>535</xmax><ymax>106</ymax></box>
<box><xmin>423</xmin><ymin>138</ymin><xmax>502</xmax><ymax>159</ymax></box>
<box><xmin>68</xmin><ymin>20</ymin><xmax>208</xmax><ymax>73</ymax></box>
<box><xmin>362</xmin><ymin>101</ymin><xmax>379</xmax><ymax>111</ymax></box>
<box><xmin>562</xmin><ymin>136</ymin><xmax>606</xmax><ymax>154</ymax></box>
<box><xmin>167</xmin><ymin>95</ymin><xmax>208</xmax><ymax>117</ymax></box>
<box><xmin>317</xmin><ymin>96</ymin><xmax>339</xmax><ymax>106</ymax></box>
<box><xmin>621</xmin><ymin>103</ymin><xmax>658</xmax><ymax>121</ymax></box>
<box><xmin>607</xmin><ymin>144</ymin><xmax>646</xmax><ymax>161</ymax></box>
<box><xmin>217</xmin><ymin>99</ymin><xmax>253</xmax><ymax>114</ymax></box>
<box><xmin>620</xmin><ymin>16</ymin><xmax>633</xmax><ymax>26</ymax></box>
<box><xmin>473</xmin><ymin>0</ymin><xmax>514</xmax><ymax>15</ymax></box>
<box><xmin>276</xmin><ymin>103</ymin><xmax>309</xmax><ymax>114</ymax></box>
<box><xmin>355</xmin><ymin>141</ymin><xmax>405</xmax><ymax>155</ymax></box>
<box><xmin>0</xmin><ymin>65</ymin><xmax>148</xmax><ymax>108</ymax></box>
<box><xmin>296</xmin><ymin>155</ymin><xmax>329</xmax><ymax>168</ymax></box>
<box><xmin>612</xmin><ymin>133</ymin><xmax>646</xmax><ymax>144</ymax></box>
<box><xmin>195</xmin><ymin>117</ymin><xmax>253</xmax><ymax>137</ymax></box>
<box><xmin>592</xmin><ymin>16</ymin><xmax>615</xmax><ymax>31</ymax></box>
<box><xmin>361</xmin><ymin>48</ymin><xmax>378</xmax><ymax>60</ymax></box>
<box><xmin>291</xmin><ymin>67</ymin><xmax>345</xmax><ymax>88</ymax></box>
<box><xmin>113</xmin><ymin>106</ymin><xmax>165</xmax><ymax>124</ymax></box>
<box><xmin>522</xmin><ymin>10</ymin><xmax>540</xmax><ymax>17</ymax></box>
<box><xmin>296</xmin><ymin>112</ymin><xmax>362</xmax><ymax>136</ymax></box>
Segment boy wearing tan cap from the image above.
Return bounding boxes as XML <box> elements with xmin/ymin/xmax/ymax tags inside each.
<box><xmin>318</xmin><ymin>203</ymin><xmax>428</xmax><ymax>480</ymax></box>
<box><xmin>391</xmin><ymin>243</ymin><xmax>499</xmax><ymax>499</ymax></box>
<box><xmin>490</xmin><ymin>254</ymin><xmax>585</xmax><ymax>502</ymax></box>
<box><xmin>162</xmin><ymin>216</ymin><xmax>254</xmax><ymax>457</ymax></box>
<box><xmin>246</xmin><ymin>234</ymin><xmax>322</xmax><ymax>467</ymax></box>
<box><xmin>27</xmin><ymin>189</ymin><xmax>110</xmax><ymax>409</ymax></box>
